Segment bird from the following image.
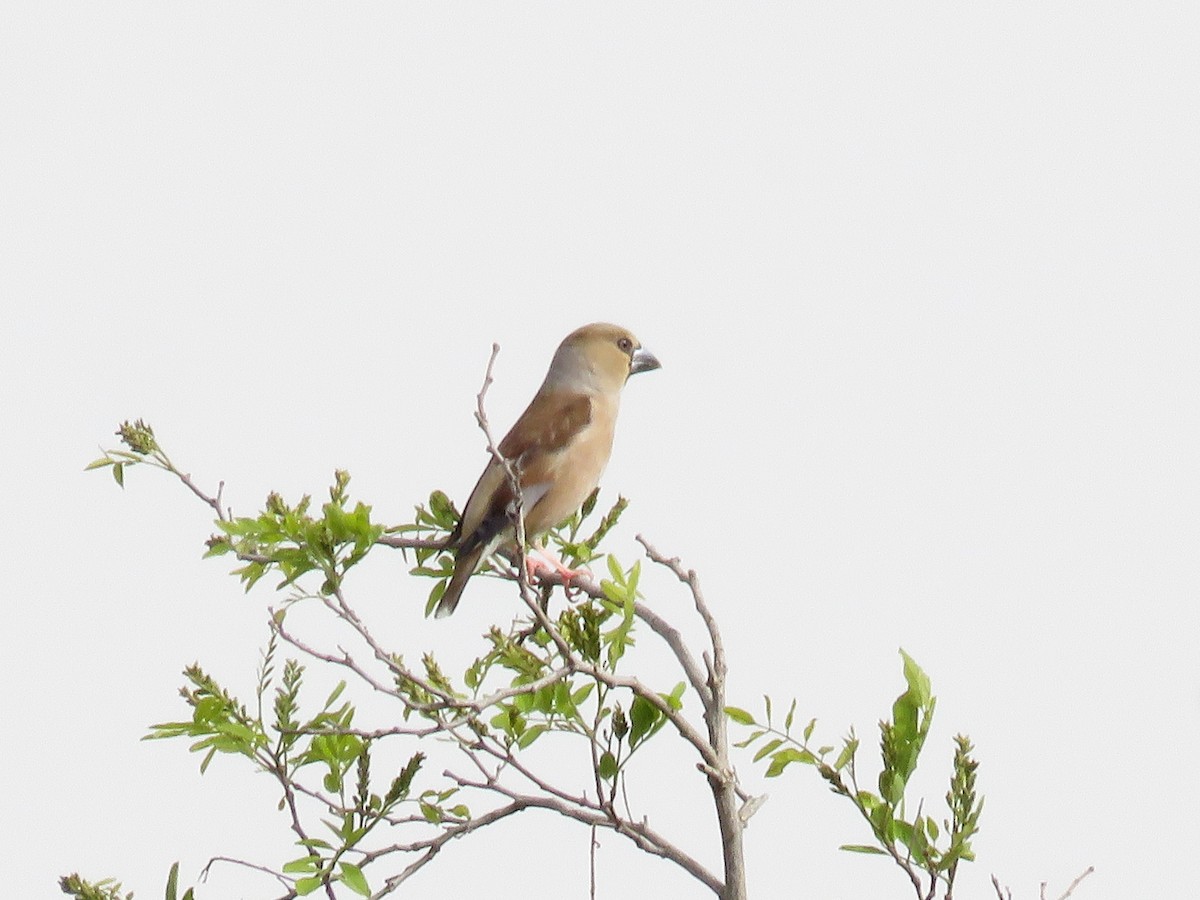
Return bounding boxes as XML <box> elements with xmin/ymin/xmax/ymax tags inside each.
<box><xmin>434</xmin><ymin>323</ymin><xmax>661</xmax><ymax>618</ymax></box>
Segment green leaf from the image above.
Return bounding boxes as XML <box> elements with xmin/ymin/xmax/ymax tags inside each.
<box><xmin>571</xmin><ymin>682</ymin><xmax>596</xmax><ymax>706</ymax></box>
<box><xmin>628</xmin><ymin>695</ymin><xmax>660</xmax><ymax>747</ymax></box>
<box><xmin>840</xmin><ymin>844</ymin><xmax>888</xmax><ymax>855</ymax></box>
<box><xmin>297</xmin><ymin>838</ymin><xmax>334</xmax><ymax>851</ymax></box>
<box><xmin>752</xmin><ymin>737</ymin><xmax>783</xmax><ymax>764</ymax></box>
<box><xmin>880</xmin><ymin>770</ymin><xmax>906</xmax><ymax>806</ymax></box>
<box><xmin>516</xmin><ymin>723</ymin><xmax>548</xmax><ymax>749</ymax></box>
<box><xmin>339</xmin><ymin>863</ymin><xmax>370</xmax><ymax>897</ymax></box>
<box><xmin>725</xmin><ymin>706</ymin><xmax>756</xmax><ymax>726</ymax></box>
<box><xmin>294</xmin><ymin>876</ymin><xmax>323</xmax><ymax>895</ymax></box>
<box><xmin>765</xmin><ymin>747</ymin><xmax>815</xmax><ymax>777</ymax></box>
<box><xmin>733</xmin><ymin>729</ymin><xmax>765</xmax><ymax>749</ymax></box>
<box><xmin>598</xmin><ymin>751</ymin><xmax>618</xmax><ymax>780</ymax></box>
<box><xmin>893</xmin><ymin>818</ymin><xmax>928</xmax><ymax>863</ymax></box>
<box><xmin>323</xmin><ymin>681</ymin><xmax>347</xmax><ymax>710</ymax></box>
<box><xmin>425</xmin><ymin>579</ymin><xmax>447</xmax><ymax>617</ymax></box>
<box><xmin>606</xmin><ymin>554</ymin><xmax>624</xmax><ymax>583</ymax></box>
<box><xmin>892</xmin><ymin>694</ymin><xmax>919</xmax><ymax>742</ymax></box>
<box><xmin>856</xmin><ymin>790</ymin><xmax>880</xmax><ymax>813</ymax></box>
<box><xmin>419</xmin><ymin>800</ymin><xmax>442</xmax><ymax>823</ymax></box>
<box><xmin>899</xmin><ymin>649</ymin><xmax>932</xmax><ymax>706</ymax></box>
<box><xmin>834</xmin><ymin>738</ymin><xmax>858</xmax><ymax>772</ymax></box>
<box><xmin>283</xmin><ymin>856</ymin><xmax>321</xmax><ymax>874</ymax></box>
<box><xmin>668</xmin><ymin>681</ymin><xmax>686</xmax><ymax>707</ymax></box>
<box><xmin>165</xmin><ymin>862</ymin><xmax>180</xmax><ymax>900</ymax></box>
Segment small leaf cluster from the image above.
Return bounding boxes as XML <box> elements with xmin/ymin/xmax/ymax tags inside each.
<box><xmin>548</xmin><ymin>488</ymin><xmax>629</xmax><ymax>571</ymax></box>
<box><xmin>59</xmin><ymin>863</ymin><xmax>194</xmax><ymax>900</ymax></box>
<box><xmin>595</xmin><ymin>681</ymin><xmax>684</xmax><ymax>785</ymax></box>
<box><xmin>725</xmin><ymin>696</ymin><xmax>839</xmax><ymax>778</ymax></box>
<box><xmin>85</xmin><ymin>419</ymin><xmax>163</xmax><ymax>487</ymax></box>
<box><xmin>728</xmin><ymin>650</ymin><xmax>984</xmax><ymax>900</ymax></box>
<box><xmin>283</xmin><ymin>747</ymin><xmax>432</xmax><ymax>897</ymax></box>
<box><xmin>205</xmin><ymin>470</ymin><xmax>382</xmax><ymax>594</ymax></box>
<box><xmin>145</xmin><ymin>636</ymin><xmax>442</xmax><ymax>898</ymax></box>
<box><xmin>58</xmin><ymin>874</ymin><xmax>134</xmax><ymax>900</ymax></box>
<box><xmin>396</xmin><ymin>490</ymin><xmax>461</xmax><ymax>615</ymax></box>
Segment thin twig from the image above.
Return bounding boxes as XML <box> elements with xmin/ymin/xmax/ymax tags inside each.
<box><xmin>590</xmin><ymin>823</ymin><xmax>599</xmax><ymax>900</ymax></box>
<box><xmin>200</xmin><ymin>855</ymin><xmax>292</xmax><ymax>893</ymax></box>
<box><xmin>1052</xmin><ymin>867</ymin><xmax>1095</xmax><ymax>900</ymax></box>
<box><xmin>448</xmin><ymin>772</ymin><xmax>724</xmax><ymax>894</ymax></box>
<box><xmin>375</xmin><ymin>534</ymin><xmax>451</xmax><ymax>551</ymax></box>
<box><xmin>636</xmin><ymin>535</ymin><xmax>745</xmax><ymax>900</ymax></box>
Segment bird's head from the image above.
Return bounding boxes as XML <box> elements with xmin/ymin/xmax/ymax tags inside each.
<box><xmin>546</xmin><ymin>323</ymin><xmax>661</xmax><ymax>394</ymax></box>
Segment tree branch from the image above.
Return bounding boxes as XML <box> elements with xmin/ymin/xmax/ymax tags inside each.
<box><xmin>636</xmin><ymin>535</ymin><xmax>746</xmax><ymax>900</ymax></box>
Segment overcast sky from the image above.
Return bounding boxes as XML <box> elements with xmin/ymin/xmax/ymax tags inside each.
<box><xmin>4</xmin><ymin>3</ymin><xmax>1199</xmax><ymax>898</ymax></box>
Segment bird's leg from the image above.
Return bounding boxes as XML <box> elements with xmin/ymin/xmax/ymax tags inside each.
<box><xmin>524</xmin><ymin>543</ymin><xmax>590</xmax><ymax>594</ymax></box>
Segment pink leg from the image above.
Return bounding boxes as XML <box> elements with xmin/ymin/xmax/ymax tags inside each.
<box><xmin>523</xmin><ymin>546</ymin><xmax>591</xmax><ymax>590</ymax></box>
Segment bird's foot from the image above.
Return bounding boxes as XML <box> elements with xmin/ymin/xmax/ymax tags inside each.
<box><xmin>524</xmin><ymin>550</ymin><xmax>590</xmax><ymax>593</ymax></box>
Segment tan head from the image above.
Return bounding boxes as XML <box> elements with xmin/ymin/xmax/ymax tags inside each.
<box><xmin>542</xmin><ymin>323</ymin><xmax>661</xmax><ymax>395</ymax></box>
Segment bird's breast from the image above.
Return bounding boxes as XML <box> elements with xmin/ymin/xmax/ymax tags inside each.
<box><xmin>522</xmin><ymin>396</ymin><xmax>619</xmax><ymax>534</ymax></box>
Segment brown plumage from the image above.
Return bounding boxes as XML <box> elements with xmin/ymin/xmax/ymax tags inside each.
<box><xmin>435</xmin><ymin>323</ymin><xmax>660</xmax><ymax>618</ymax></box>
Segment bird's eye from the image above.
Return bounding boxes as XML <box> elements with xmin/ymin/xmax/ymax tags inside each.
<box><xmin>617</xmin><ymin>337</ymin><xmax>633</xmax><ymax>353</ymax></box>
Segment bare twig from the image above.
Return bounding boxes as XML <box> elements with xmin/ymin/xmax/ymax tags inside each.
<box><xmin>363</xmin><ymin>800</ymin><xmax>531</xmax><ymax>895</ymax></box>
<box><xmin>631</xmin><ymin>600</ymin><xmax>711</xmax><ymax>705</ymax></box>
<box><xmin>590</xmin><ymin>823</ymin><xmax>599</xmax><ymax>900</ymax></box>
<box><xmin>375</xmin><ymin>534</ymin><xmax>451</xmax><ymax>551</ymax></box>
<box><xmin>200</xmin><ymin>855</ymin><xmax>293</xmax><ymax>895</ymax></box>
<box><xmin>174</xmin><ymin>467</ymin><xmax>228</xmax><ymax>521</ymax></box>
<box><xmin>447</xmin><ymin>772</ymin><xmax>724</xmax><ymax>893</ymax></box>
<box><xmin>636</xmin><ymin>536</ymin><xmax>746</xmax><ymax>900</ymax></box>
<box><xmin>1044</xmin><ymin>867</ymin><xmax>1095</xmax><ymax>900</ymax></box>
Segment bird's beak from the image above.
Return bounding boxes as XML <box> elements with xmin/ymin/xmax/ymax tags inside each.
<box><xmin>630</xmin><ymin>347</ymin><xmax>662</xmax><ymax>376</ymax></box>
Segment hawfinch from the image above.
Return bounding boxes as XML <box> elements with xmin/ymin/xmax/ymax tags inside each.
<box><xmin>435</xmin><ymin>323</ymin><xmax>660</xmax><ymax>618</ymax></box>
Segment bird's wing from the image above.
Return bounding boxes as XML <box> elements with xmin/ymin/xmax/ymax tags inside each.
<box><xmin>453</xmin><ymin>391</ymin><xmax>593</xmax><ymax>558</ymax></box>
<box><xmin>499</xmin><ymin>390</ymin><xmax>594</xmax><ymax>467</ymax></box>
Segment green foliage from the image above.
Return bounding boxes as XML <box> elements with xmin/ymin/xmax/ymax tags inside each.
<box><xmin>59</xmin><ymin>874</ymin><xmax>133</xmax><ymax>900</ymax></box>
<box><xmin>84</xmin><ymin>419</ymin><xmax>161</xmax><ymax>489</ymax></box>
<box><xmin>729</xmin><ymin>650</ymin><xmax>984</xmax><ymax>898</ymax></box>
<box><xmin>78</xmin><ymin>420</ymin><xmax>995</xmax><ymax>900</ymax></box>
<box><xmin>78</xmin><ymin>421</ymin><xmax>699</xmax><ymax>896</ymax></box>
<box><xmin>141</xmin><ymin>629</ymin><xmax>428</xmax><ymax>897</ymax></box>
<box><xmin>208</xmin><ymin>471</ymin><xmax>383</xmax><ymax>594</ymax></box>
<box><xmin>549</xmin><ymin>488</ymin><xmax>629</xmax><ymax>570</ymax></box>
<box><xmin>87</xmin><ymin>423</ymin><xmax>383</xmax><ymax>597</ymax></box>
<box><xmin>59</xmin><ymin>862</ymin><xmax>195</xmax><ymax>900</ymax></box>
<box><xmin>163</xmin><ymin>863</ymin><xmax>195</xmax><ymax>900</ymax></box>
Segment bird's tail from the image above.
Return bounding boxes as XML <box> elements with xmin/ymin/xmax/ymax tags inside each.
<box><xmin>434</xmin><ymin>543</ymin><xmax>484</xmax><ymax>618</ymax></box>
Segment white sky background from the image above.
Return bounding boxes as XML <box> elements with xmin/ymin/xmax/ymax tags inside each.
<box><xmin>3</xmin><ymin>3</ymin><xmax>1198</xmax><ymax>898</ymax></box>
